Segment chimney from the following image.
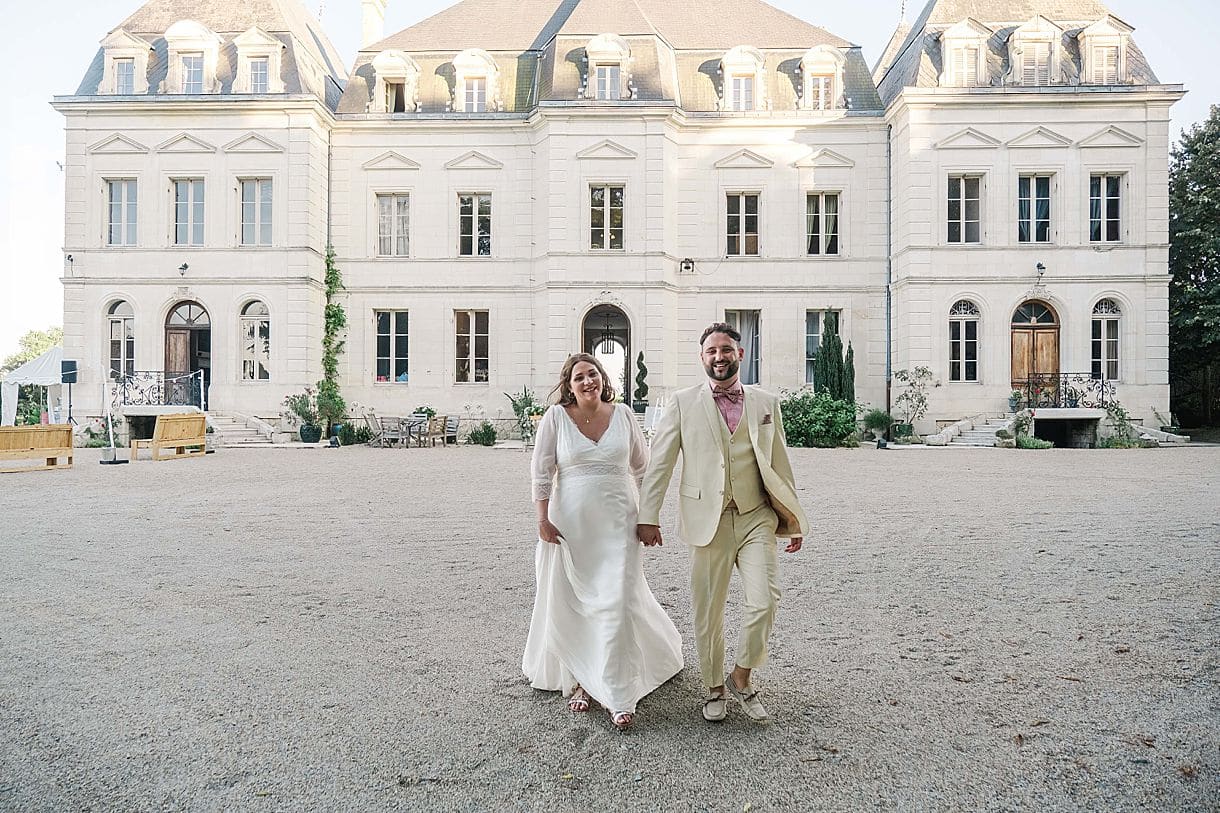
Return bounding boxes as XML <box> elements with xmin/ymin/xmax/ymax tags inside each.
<box><xmin>362</xmin><ymin>0</ymin><xmax>387</xmax><ymax>48</ymax></box>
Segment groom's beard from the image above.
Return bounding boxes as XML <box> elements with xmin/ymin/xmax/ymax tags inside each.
<box><xmin>704</xmin><ymin>357</ymin><xmax>740</xmax><ymax>382</ymax></box>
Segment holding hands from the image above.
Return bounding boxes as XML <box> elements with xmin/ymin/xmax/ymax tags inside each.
<box><xmin>637</xmin><ymin>524</ymin><xmax>663</xmax><ymax>547</ymax></box>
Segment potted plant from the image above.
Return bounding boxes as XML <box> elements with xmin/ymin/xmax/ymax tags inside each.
<box><xmin>892</xmin><ymin>366</ymin><xmax>934</xmax><ymax>437</ymax></box>
<box><xmin>1063</xmin><ymin>385</ymin><xmax>1081</xmax><ymax>408</ymax></box>
<box><xmin>1008</xmin><ymin>389</ymin><xmax>1023</xmax><ymax>412</ymax></box>
<box><xmin>505</xmin><ymin>387</ymin><xmax>543</xmax><ymax>444</ymax></box>
<box><xmin>283</xmin><ymin>388</ymin><xmax>323</xmax><ymax>443</ymax></box>
<box><xmin>633</xmin><ymin>352</ymin><xmax>649</xmax><ymax>413</ymax></box>
<box><xmin>862</xmin><ymin>408</ymin><xmax>892</xmax><ymax>442</ymax></box>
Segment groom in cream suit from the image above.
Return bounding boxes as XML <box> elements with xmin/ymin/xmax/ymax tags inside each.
<box><xmin>638</xmin><ymin>322</ymin><xmax>809</xmax><ymax>722</ymax></box>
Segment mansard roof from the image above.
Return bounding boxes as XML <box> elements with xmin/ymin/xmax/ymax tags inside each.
<box><xmin>74</xmin><ymin>0</ymin><xmax>347</xmax><ymax>108</ymax></box>
<box><xmin>874</xmin><ymin>0</ymin><xmax>1159</xmax><ymax>105</ymax></box>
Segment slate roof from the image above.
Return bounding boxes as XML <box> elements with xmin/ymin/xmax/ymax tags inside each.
<box><xmin>875</xmin><ymin>0</ymin><xmax>1158</xmax><ymax>106</ymax></box>
<box><xmin>75</xmin><ymin>0</ymin><xmax>347</xmax><ymax>109</ymax></box>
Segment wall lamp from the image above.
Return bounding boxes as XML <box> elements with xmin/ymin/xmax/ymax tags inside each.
<box><xmin>680</xmin><ymin>257</ymin><xmax>695</xmax><ymax>273</ymax></box>
<box><xmin>1035</xmin><ymin>262</ymin><xmax>1046</xmax><ymax>279</ymax></box>
<box><xmin>178</xmin><ymin>263</ymin><xmax>189</xmax><ymax>276</ymax></box>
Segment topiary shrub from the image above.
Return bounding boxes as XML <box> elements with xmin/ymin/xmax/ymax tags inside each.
<box><xmin>779</xmin><ymin>390</ymin><xmax>856</xmax><ymax>448</ymax></box>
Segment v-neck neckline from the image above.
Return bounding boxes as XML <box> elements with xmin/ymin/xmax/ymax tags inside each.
<box><xmin>562</xmin><ymin>404</ymin><xmax>615</xmax><ymax>446</ymax></box>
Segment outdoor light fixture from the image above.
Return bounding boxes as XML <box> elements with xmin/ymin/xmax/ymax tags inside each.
<box><xmin>680</xmin><ymin>257</ymin><xmax>695</xmax><ymax>273</ymax></box>
<box><xmin>598</xmin><ymin>313</ymin><xmax>615</xmax><ymax>354</ymax></box>
<box><xmin>1036</xmin><ymin>262</ymin><xmax>1046</xmax><ymax>278</ymax></box>
<box><xmin>178</xmin><ymin>263</ymin><xmax>189</xmax><ymax>276</ymax></box>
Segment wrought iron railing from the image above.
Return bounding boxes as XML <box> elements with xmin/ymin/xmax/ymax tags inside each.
<box><xmin>1015</xmin><ymin>372</ymin><xmax>1115</xmax><ymax>409</ymax></box>
<box><xmin>111</xmin><ymin>370</ymin><xmax>207</xmax><ymax>411</ymax></box>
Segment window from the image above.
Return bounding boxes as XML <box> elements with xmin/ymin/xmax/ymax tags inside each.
<box><xmin>1089</xmin><ymin>174</ymin><xmax>1121</xmax><ymax>243</ymax></box>
<box><xmin>951</xmin><ymin>46</ymin><xmax>979</xmax><ymax>85</ymax></box>
<box><xmin>375</xmin><ymin>310</ymin><xmax>409</xmax><ymax>383</ymax></box>
<box><xmin>173</xmin><ymin>179</ymin><xmax>205</xmax><ymax>246</ymax></box>
<box><xmin>1092</xmin><ymin>299</ymin><xmax>1121</xmax><ymax>380</ymax></box>
<box><xmin>115</xmin><ymin>59</ymin><xmax>135</xmax><ymax>94</ymax></box>
<box><xmin>240</xmin><ymin>301</ymin><xmax>270</xmax><ymax>381</ymax></box>
<box><xmin>806</xmin><ymin>192</ymin><xmax>840</xmax><ymax>255</ymax></box>
<box><xmin>726</xmin><ymin>193</ymin><xmax>759</xmax><ymax>256</ymax></box>
<box><xmin>376</xmin><ymin>194</ymin><xmax>410</xmax><ymax>256</ymax></box>
<box><xmin>590</xmin><ymin>185</ymin><xmax>624</xmax><ymax>250</ymax></box>
<box><xmin>455</xmin><ymin>310</ymin><xmax>489</xmax><ymax>383</ymax></box>
<box><xmin>181</xmin><ymin>54</ymin><xmax>204</xmax><ymax>94</ymax></box>
<box><xmin>385</xmin><ymin>80</ymin><xmax>406</xmax><ymax>113</ymax></box>
<box><xmin>458</xmin><ymin>194</ymin><xmax>491</xmax><ymax>256</ymax></box>
<box><xmin>107</xmin><ymin>180</ymin><xmax>137</xmax><ymax>246</ymax></box>
<box><xmin>240</xmin><ymin>179</ymin><xmax>272</xmax><ymax>246</ymax></box>
<box><xmin>949</xmin><ymin>300</ymin><xmax>980</xmax><ymax>382</ymax></box>
<box><xmin>947</xmin><ymin>176</ymin><xmax>981</xmax><ymax>244</ymax></box>
<box><xmin>1018</xmin><ymin>175</ymin><xmax>1051</xmax><ymax>243</ymax></box>
<box><xmin>108</xmin><ymin>301</ymin><xmax>135</xmax><ymax>379</ymax></box>
<box><xmin>1021</xmin><ymin>41</ymin><xmax>1051</xmax><ymax>85</ymax></box>
<box><xmin>249</xmin><ymin>58</ymin><xmax>269</xmax><ymax>94</ymax></box>
<box><xmin>464</xmin><ymin>76</ymin><xmax>486</xmax><ymax>112</ymax></box>
<box><xmin>805</xmin><ymin>310</ymin><xmax>839</xmax><ymax>384</ymax></box>
<box><xmin>595</xmin><ymin>64</ymin><xmax>621</xmax><ymax>100</ymax></box>
<box><xmin>730</xmin><ymin>75</ymin><xmax>755</xmax><ymax>111</ymax></box>
<box><xmin>724</xmin><ymin>310</ymin><xmax>761</xmax><ymax>384</ymax></box>
<box><xmin>1091</xmin><ymin>46</ymin><xmax>1119</xmax><ymax>84</ymax></box>
<box><xmin>808</xmin><ymin>74</ymin><xmax>834</xmax><ymax>110</ymax></box>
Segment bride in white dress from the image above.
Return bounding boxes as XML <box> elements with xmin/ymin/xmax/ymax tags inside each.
<box><xmin>522</xmin><ymin>353</ymin><xmax>683</xmax><ymax>729</ymax></box>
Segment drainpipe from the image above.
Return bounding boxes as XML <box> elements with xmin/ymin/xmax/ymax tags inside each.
<box><xmin>885</xmin><ymin>123</ymin><xmax>893</xmax><ymax>427</ymax></box>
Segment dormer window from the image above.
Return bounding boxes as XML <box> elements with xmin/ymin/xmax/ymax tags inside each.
<box><xmin>720</xmin><ymin>45</ymin><xmax>766</xmax><ymax>112</ymax></box>
<box><xmin>164</xmin><ymin>20</ymin><xmax>222</xmax><ymax>95</ymax></box>
<box><xmin>99</xmin><ymin>29</ymin><xmax>152</xmax><ymax>95</ymax></box>
<box><xmin>452</xmin><ymin>49</ymin><xmax>500</xmax><ymax>112</ymax></box>
<box><xmin>799</xmin><ymin>45</ymin><xmax>845</xmax><ymax>111</ymax></box>
<box><xmin>115</xmin><ymin>59</ymin><xmax>135</xmax><ymax>95</ymax></box>
<box><xmin>584</xmin><ymin>34</ymin><xmax>632</xmax><ymax>100</ymax></box>
<box><xmin>1078</xmin><ymin>15</ymin><xmax>1133</xmax><ymax>86</ymax></box>
<box><xmin>371</xmin><ymin>50</ymin><xmax>420</xmax><ymax>113</ymax></box>
<box><xmin>181</xmin><ymin>54</ymin><xmax>204</xmax><ymax>94</ymax></box>
<box><xmin>1008</xmin><ymin>16</ymin><xmax>1062</xmax><ymax>86</ymax></box>
<box><xmin>595</xmin><ymin>64</ymin><xmax>621</xmax><ymax>100</ymax></box>
<box><xmin>939</xmin><ymin>18</ymin><xmax>992</xmax><ymax>87</ymax></box>
<box><xmin>233</xmin><ymin>27</ymin><xmax>286</xmax><ymax>94</ymax></box>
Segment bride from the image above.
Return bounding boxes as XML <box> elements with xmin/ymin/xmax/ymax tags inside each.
<box><xmin>522</xmin><ymin>353</ymin><xmax>683</xmax><ymax>729</ymax></box>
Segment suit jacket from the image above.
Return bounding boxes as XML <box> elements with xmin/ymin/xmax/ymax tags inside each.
<box><xmin>638</xmin><ymin>383</ymin><xmax>810</xmax><ymax>547</ymax></box>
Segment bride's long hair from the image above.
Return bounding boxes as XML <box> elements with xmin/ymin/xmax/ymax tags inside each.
<box><xmin>551</xmin><ymin>353</ymin><xmax>616</xmax><ymax>406</ymax></box>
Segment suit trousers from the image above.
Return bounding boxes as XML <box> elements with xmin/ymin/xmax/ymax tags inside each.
<box><xmin>690</xmin><ymin>502</ymin><xmax>780</xmax><ymax>689</ymax></box>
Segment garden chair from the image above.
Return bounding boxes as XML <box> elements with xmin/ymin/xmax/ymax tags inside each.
<box><xmin>364</xmin><ymin>408</ymin><xmax>387</xmax><ymax>447</ymax></box>
<box><xmin>378</xmin><ymin>415</ymin><xmax>407</xmax><ymax>447</ymax></box>
<box><xmin>403</xmin><ymin>413</ymin><xmax>429</xmax><ymax>447</ymax></box>
<box><xmin>443</xmin><ymin>415</ymin><xmax>460</xmax><ymax>446</ymax></box>
<box><xmin>423</xmin><ymin>415</ymin><xmax>447</xmax><ymax>447</ymax></box>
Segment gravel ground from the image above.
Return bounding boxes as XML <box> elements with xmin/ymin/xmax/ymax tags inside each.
<box><xmin>1</xmin><ymin>444</ymin><xmax>1217</xmax><ymax>812</ymax></box>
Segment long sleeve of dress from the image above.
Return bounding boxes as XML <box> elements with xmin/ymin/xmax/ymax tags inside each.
<box><xmin>625</xmin><ymin>404</ymin><xmax>649</xmax><ymax>488</ymax></box>
<box><xmin>531</xmin><ymin>406</ymin><xmax>559</xmax><ymax>501</ymax></box>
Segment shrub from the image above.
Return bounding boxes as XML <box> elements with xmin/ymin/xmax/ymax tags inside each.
<box><xmin>283</xmin><ymin>388</ymin><xmax>320</xmax><ymax>426</ymax></box>
<box><xmin>338</xmin><ymin>423</ymin><xmax>373</xmax><ymax>446</ymax></box>
<box><xmin>780</xmin><ymin>390</ymin><xmax>856</xmax><ymax>448</ymax></box>
<box><xmin>863</xmin><ymin>409</ymin><xmax>893</xmax><ymax>433</ymax></box>
<box><xmin>1099</xmin><ymin>435</ymin><xmax>1142</xmax><ymax>449</ymax></box>
<box><xmin>468</xmin><ymin>420</ymin><xmax>497</xmax><ymax>446</ymax></box>
<box><xmin>634</xmin><ymin>352</ymin><xmax>649</xmax><ymax>402</ymax></box>
<box><xmin>1016</xmin><ymin>434</ymin><xmax>1053</xmax><ymax>449</ymax></box>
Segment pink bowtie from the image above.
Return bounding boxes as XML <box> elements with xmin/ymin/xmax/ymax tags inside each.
<box><xmin>712</xmin><ymin>388</ymin><xmax>743</xmax><ymax>404</ymax></box>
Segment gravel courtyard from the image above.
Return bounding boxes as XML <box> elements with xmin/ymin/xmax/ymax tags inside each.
<box><xmin>1</xmin><ymin>444</ymin><xmax>1217</xmax><ymax>812</ymax></box>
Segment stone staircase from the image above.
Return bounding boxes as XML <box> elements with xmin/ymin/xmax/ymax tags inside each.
<box><xmin>207</xmin><ymin>413</ymin><xmax>274</xmax><ymax>448</ymax></box>
<box><xmin>949</xmin><ymin>415</ymin><xmax>1013</xmax><ymax>447</ymax></box>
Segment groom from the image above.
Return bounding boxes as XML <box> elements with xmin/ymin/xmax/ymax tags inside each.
<box><xmin>638</xmin><ymin>322</ymin><xmax>809</xmax><ymax>722</ymax></box>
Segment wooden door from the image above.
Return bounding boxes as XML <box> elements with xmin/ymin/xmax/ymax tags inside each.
<box><xmin>166</xmin><ymin>330</ymin><xmax>190</xmax><ymax>375</ymax></box>
<box><xmin>1010</xmin><ymin>328</ymin><xmax>1060</xmax><ymax>388</ymax></box>
<box><xmin>1011</xmin><ymin>330</ymin><xmax>1033</xmax><ymax>385</ymax></box>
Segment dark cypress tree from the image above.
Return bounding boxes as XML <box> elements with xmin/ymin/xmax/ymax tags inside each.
<box><xmin>844</xmin><ymin>342</ymin><xmax>856</xmax><ymax>404</ymax></box>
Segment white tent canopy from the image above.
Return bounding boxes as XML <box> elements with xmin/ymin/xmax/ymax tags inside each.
<box><xmin>1</xmin><ymin>346</ymin><xmax>64</xmax><ymax>426</ymax></box>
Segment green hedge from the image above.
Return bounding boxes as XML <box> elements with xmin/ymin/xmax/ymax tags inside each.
<box><xmin>779</xmin><ymin>390</ymin><xmax>856</xmax><ymax>448</ymax></box>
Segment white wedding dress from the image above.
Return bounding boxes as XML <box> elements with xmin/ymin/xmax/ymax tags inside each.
<box><xmin>523</xmin><ymin>403</ymin><xmax>683</xmax><ymax>713</ymax></box>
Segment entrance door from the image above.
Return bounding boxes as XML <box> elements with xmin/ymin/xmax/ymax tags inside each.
<box><xmin>166</xmin><ymin>330</ymin><xmax>190</xmax><ymax>375</ymax></box>
<box><xmin>581</xmin><ymin>306</ymin><xmax>631</xmax><ymax>399</ymax></box>
<box><xmin>165</xmin><ymin>301</ymin><xmax>211</xmax><ymax>406</ymax></box>
<box><xmin>1011</xmin><ymin>300</ymin><xmax>1059</xmax><ymax>390</ymax></box>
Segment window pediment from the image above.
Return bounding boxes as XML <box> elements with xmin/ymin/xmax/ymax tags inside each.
<box><xmin>155</xmin><ymin>132</ymin><xmax>218</xmax><ymax>153</ymax></box>
<box><xmin>88</xmin><ymin>133</ymin><xmax>149</xmax><ymax>154</ymax></box>
<box><xmin>714</xmin><ymin>148</ymin><xmax>774</xmax><ymax>169</ymax></box>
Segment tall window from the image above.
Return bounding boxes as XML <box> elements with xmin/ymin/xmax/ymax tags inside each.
<box><xmin>1089</xmin><ymin>174</ymin><xmax>1121</xmax><ymax>243</ymax></box>
<box><xmin>455</xmin><ymin>310</ymin><xmax>489</xmax><ymax>383</ymax></box>
<box><xmin>951</xmin><ymin>46</ymin><xmax>979</xmax><ymax>85</ymax></box>
<box><xmin>1091</xmin><ymin>299</ymin><xmax>1121</xmax><ymax>381</ymax></box>
<box><xmin>947</xmin><ymin>175</ymin><xmax>981</xmax><ymax>244</ymax></box>
<box><xmin>724</xmin><ymin>309</ymin><xmax>761</xmax><ymax>385</ymax></box>
<box><xmin>174</xmin><ymin>179</ymin><xmax>205</xmax><ymax>246</ymax></box>
<box><xmin>726</xmin><ymin>193</ymin><xmax>759</xmax><ymax>256</ymax></box>
<box><xmin>181</xmin><ymin>54</ymin><xmax>204</xmax><ymax>94</ymax></box>
<box><xmin>240</xmin><ymin>301</ymin><xmax>270</xmax><ymax>381</ymax></box>
<box><xmin>1018</xmin><ymin>175</ymin><xmax>1051</xmax><ymax>243</ymax></box>
<box><xmin>590</xmin><ymin>185</ymin><xmax>624</xmax><ymax>250</ymax></box>
<box><xmin>240</xmin><ymin>179</ymin><xmax>272</xmax><ymax>246</ymax></box>
<box><xmin>249</xmin><ymin>58</ymin><xmax>269</xmax><ymax>94</ymax></box>
<box><xmin>463</xmin><ymin>76</ymin><xmax>486</xmax><ymax>112</ymax></box>
<box><xmin>115</xmin><ymin>59</ymin><xmax>135</xmax><ymax>95</ymax></box>
<box><xmin>458</xmin><ymin>194</ymin><xmax>491</xmax><ymax>256</ymax></box>
<box><xmin>1091</xmin><ymin>46</ymin><xmax>1119</xmax><ymax>84</ymax></box>
<box><xmin>806</xmin><ymin>192</ymin><xmax>840</xmax><ymax>255</ymax></box>
<box><xmin>808</xmin><ymin>74</ymin><xmax>834</xmax><ymax>110</ymax></box>
<box><xmin>376</xmin><ymin>194</ymin><xmax>409</xmax><ymax>256</ymax></box>
<box><xmin>730</xmin><ymin>75</ymin><xmax>754</xmax><ymax>111</ymax></box>
<box><xmin>805</xmin><ymin>310</ymin><xmax>839</xmax><ymax>384</ymax></box>
<box><xmin>107</xmin><ymin>180</ymin><xmax>137</xmax><ymax>246</ymax></box>
<box><xmin>595</xmin><ymin>65</ymin><xmax>621</xmax><ymax>100</ymax></box>
<box><xmin>948</xmin><ymin>300</ymin><xmax>980</xmax><ymax>382</ymax></box>
<box><xmin>108</xmin><ymin>301</ymin><xmax>135</xmax><ymax>379</ymax></box>
<box><xmin>384</xmin><ymin>80</ymin><xmax>406</xmax><ymax>113</ymax></box>
<box><xmin>1021</xmin><ymin>42</ymin><xmax>1051</xmax><ymax>85</ymax></box>
<box><xmin>375</xmin><ymin>310</ymin><xmax>409</xmax><ymax>383</ymax></box>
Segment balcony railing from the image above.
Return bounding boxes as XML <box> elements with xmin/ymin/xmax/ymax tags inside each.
<box><xmin>1016</xmin><ymin>372</ymin><xmax>1115</xmax><ymax>409</ymax></box>
<box><xmin>111</xmin><ymin>370</ymin><xmax>207</xmax><ymax>411</ymax></box>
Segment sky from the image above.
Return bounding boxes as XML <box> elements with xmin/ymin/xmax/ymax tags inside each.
<box><xmin>0</xmin><ymin>0</ymin><xmax>1213</xmax><ymax>361</ymax></box>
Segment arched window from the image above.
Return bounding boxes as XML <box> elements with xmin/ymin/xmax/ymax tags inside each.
<box><xmin>108</xmin><ymin>301</ymin><xmax>135</xmax><ymax>379</ymax></box>
<box><xmin>168</xmin><ymin>301</ymin><xmax>210</xmax><ymax>327</ymax></box>
<box><xmin>949</xmin><ymin>300</ymin><xmax>980</xmax><ymax>382</ymax></box>
<box><xmin>1012</xmin><ymin>301</ymin><xmax>1056</xmax><ymax>325</ymax></box>
<box><xmin>240</xmin><ymin>301</ymin><xmax>270</xmax><ymax>381</ymax></box>
<box><xmin>1091</xmin><ymin>299</ymin><xmax>1121</xmax><ymax>380</ymax></box>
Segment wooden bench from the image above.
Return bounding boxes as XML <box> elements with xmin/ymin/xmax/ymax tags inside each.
<box><xmin>0</xmin><ymin>425</ymin><xmax>74</xmax><ymax>473</ymax></box>
<box><xmin>131</xmin><ymin>413</ymin><xmax>207</xmax><ymax>461</ymax></box>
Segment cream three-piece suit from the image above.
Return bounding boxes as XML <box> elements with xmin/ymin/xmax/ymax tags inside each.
<box><xmin>638</xmin><ymin>383</ymin><xmax>810</xmax><ymax>688</ymax></box>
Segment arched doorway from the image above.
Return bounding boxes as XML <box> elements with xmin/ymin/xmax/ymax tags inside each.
<box><xmin>1011</xmin><ymin>300</ymin><xmax>1059</xmax><ymax>391</ymax></box>
<box><xmin>165</xmin><ymin>301</ymin><xmax>211</xmax><ymax>401</ymax></box>
<box><xmin>581</xmin><ymin>306</ymin><xmax>631</xmax><ymax>400</ymax></box>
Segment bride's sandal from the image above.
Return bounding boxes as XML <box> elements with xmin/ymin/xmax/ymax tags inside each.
<box><xmin>610</xmin><ymin>711</ymin><xmax>634</xmax><ymax>730</ymax></box>
<box><xmin>567</xmin><ymin>687</ymin><xmax>590</xmax><ymax>713</ymax></box>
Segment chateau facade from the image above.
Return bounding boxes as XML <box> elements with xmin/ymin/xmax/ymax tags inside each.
<box><xmin>54</xmin><ymin>0</ymin><xmax>1183</xmax><ymax>432</ymax></box>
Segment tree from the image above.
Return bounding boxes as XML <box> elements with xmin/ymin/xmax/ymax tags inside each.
<box><xmin>1170</xmin><ymin>105</ymin><xmax>1220</xmax><ymax>426</ymax></box>
<box><xmin>812</xmin><ymin>319</ymin><xmax>855</xmax><ymax>403</ymax></box>
<box><xmin>2</xmin><ymin>327</ymin><xmax>62</xmax><ymax>373</ymax></box>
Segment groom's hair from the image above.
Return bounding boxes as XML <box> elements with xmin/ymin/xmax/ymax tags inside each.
<box><xmin>700</xmin><ymin>322</ymin><xmax>741</xmax><ymax>346</ymax></box>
